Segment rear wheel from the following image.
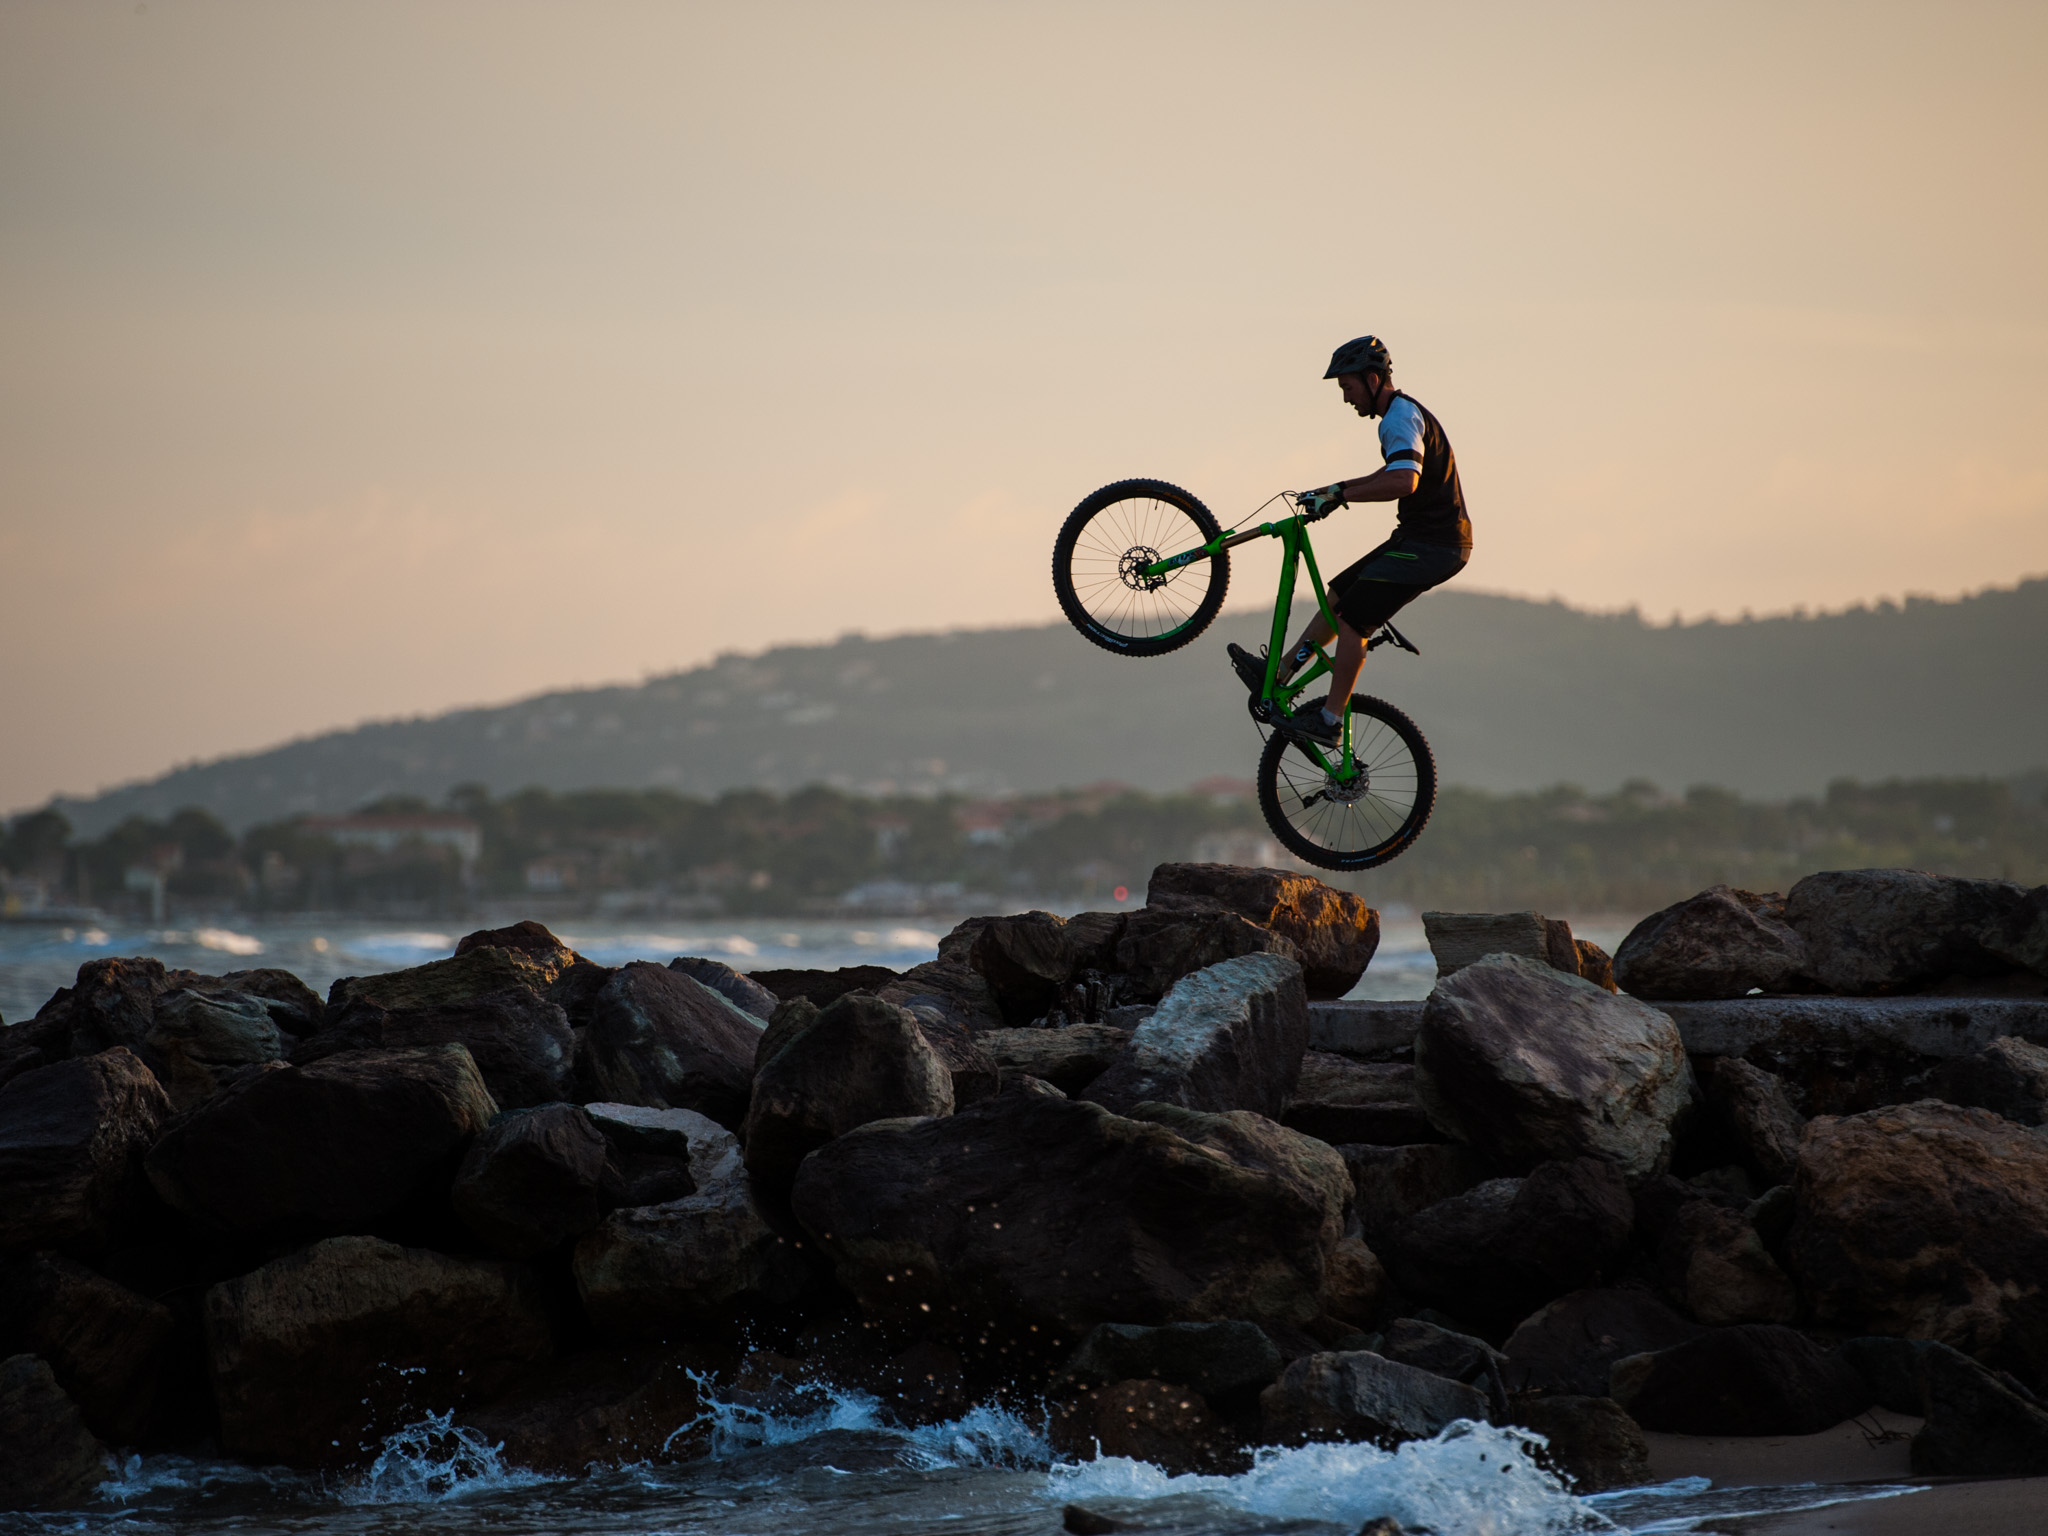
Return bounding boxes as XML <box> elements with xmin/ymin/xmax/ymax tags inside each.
<box><xmin>1053</xmin><ymin>479</ymin><xmax>1229</xmax><ymax>657</ymax></box>
<box><xmin>1257</xmin><ymin>695</ymin><xmax>1436</xmax><ymax>869</ymax></box>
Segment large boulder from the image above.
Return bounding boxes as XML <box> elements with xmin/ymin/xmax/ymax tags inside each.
<box><xmin>1058</xmin><ymin>1320</ymin><xmax>1284</xmax><ymax>1399</ymax></box>
<box><xmin>1113</xmin><ymin>909</ymin><xmax>1300</xmax><ymax>1005</ymax></box>
<box><xmin>23</xmin><ymin>956</ymin><xmax>178</xmax><ymax>1061</ymax></box>
<box><xmin>1082</xmin><ymin>953</ymin><xmax>1308</xmax><ymax>1117</ymax></box>
<box><xmin>1423</xmin><ymin>911</ymin><xmax>1581</xmax><ymax>981</ymax></box>
<box><xmin>1049</xmin><ymin>1378</ymin><xmax>1246</xmax><ymax>1475</ymax></box>
<box><xmin>572</xmin><ymin>1109</ymin><xmax>808</xmax><ymax>1337</ymax></box>
<box><xmin>1379</xmin><ymin>1317</ymin><xmax>1507</xmax><ymax>1388</ymax></box>
<box><xmin>1259</xmin><ymin>1350</ymin><xmax>1488</xmax><ymax>1446</ymax></box>
<box><xmin>0</xmin><ymin>1355</ymin><xmax>109</xmax><ymax>1511</ymax></box>
<box><xmin>207</xmin><ymin>968</ymin><xmax>327</xmax><ymax>1038</ymax></box>
<box><xmin>584</xmin><ymin>1102</ymin><xmax>705</xmax><ymax>1206</ymax></box>
<box><xmin>454</xmin><ymin>920</ymin><xmax>579</xmax><ymax>967</ymax></box>
<box><xmin>1146</xmin><ymin>863</ymin><xmax>1380</xmax><ymax>1000</ymax></box>
<box><xmin>452</xmin><ymin>1103</ymin><xmax>616</xmax><ymax>1258</ymax></box>
<box><xmin>454</xmin><ymin>1347</ymin><xmax>712</xmax><ymax>1472</ymax></box>
<box><xmin>328</xmin><ymin>943</ymin><xmax>568</xmax><ymax>1013</ymax></box>
<box><xmin>1785</xmin><ymin>869</ymin><xmax>2047</xmax><ymax>994</ymax></box>
<box><xmin>668</xmin><ymin>957</ymin><xmax>779</xmax><ymax>1021</ymax></box>
<box><xmin>969</xmin><ymin>911</ymin><xmax>1078</xmax><ymax>1025</ymax></box>
<box><xmin>144</xmin><ymin>989</ymin><xmax>281</xmax><ymax>1109</ymax></box>
<box><xmin>1931</xmin><ymin>1035</ymin><xmax>2048</xmax><ymax>1125</ymax></box>
<box><xmin>1341</xmin><ymin>1143</ymin><xmax>1491</xmax><ymax>1247</ymax></box>
<box><xmin>1285</xmin><ymin>1056</ymin><xmax>1440</xmax><ymax>1147</ymax></box>
<box><xmin>1911</xmin><ymin>1340</ymin><xmax>2048</xmax><ymax>1476</ymax></box>
<box><xmin>204</xmin><ymin>1235</ymin><xmax>553</xmax><ymax>1465</ymax></box>
<box><xmin>1414</xmin><ymin>954</ymin><xmax>1694</xmax><ymax>1178</ymax></box>
<box><xmin>747</xmin><ymin>964</ymin><xmax>902</xmax><ymax>1008</ymax></box>
<box><xmin>790</xmin><ymin>1093</ymin><xmax>1348</xmax><ymax>1331</ymax></box>
<box><xmin>1503</xmin><ymin>1287</ymin><xmax>1706</xmax><ymax>1397</ymax></box>
<box><xmin>875</xmin><ymin>959</ymin><xmax>1007</xmax><ymax>1034</ymax></box>
<box><xmin>1613</xmin><ymin>887</ymin><xmax>1810</xmax><ymax>1000</ymax></box>
<box><xmin>1506</xmin><ymin>1394</ymin><xmax>1649</xmax><ymax>1493</ymax></box>
<box><xmin>1789</xmin><ymin>1098</ymin><xmax>2048</xmax><ymax>1379</ymax></box>
<box><xmin>1379</xmin><ymin>1158</ymin><xmax>1635</xmax><ymax>1333</ymax></box>
<box><xmin>1610</xmin><ymin>1323</ymin><xmax>1871</xmax><ymax>1435</ymax></box>
<box><xmin>1643</xmin><ymin>1189</ymin><xmax>1798</xmax><ymax>1326</ymax></box>
<box><xmin>0</xmin><ymin>1047</ymin><xmax>170</xmax><ymax>1254</ymax></box>
<box><xmin>896</xmin><ymin>1009</ymin><xmax>1000</xmax><ymax>1107</ymax></box>
<box><xmin>741</xmin><ymin>992</ymin><xmax>954</xmax><ymax>1194</ymax></box>
<box><xmin>981</xmin><ymin>1025</ymin><xmax>1130</xmax><ymax>1095</ymax></box>
<box><xmin>299</xmin><ymin>988</ymin><xmax>574</xmax><ymax>1110</ymax></box>
<box><xmin>582</xmin><ymin>962</ymin><xmax>762</xmax><ymax>1129</ymax></box>
<box><xmin>2</xmin><ymin>1255</ymin><xmax>180</xmax><ymax>1447</ymax></box>
<box><xmin>1700</xmin><ymin>1056</ymin><xmax>1806</xmax><ymax>1186</ymax></box>
<box><xmin>145</xmin><ymin>1044</ymin><xmax>498</xmax><ymax>1235</ymax></box>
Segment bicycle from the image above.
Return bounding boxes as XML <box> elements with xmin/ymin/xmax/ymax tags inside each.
<box><xmin>1051</xmin><ymin>478</ymin><xmax>1436</xmax><ymax>870</ymax></box>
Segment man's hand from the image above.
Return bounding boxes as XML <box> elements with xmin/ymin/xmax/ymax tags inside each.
<box><xmin>1299</xmin><ymin>482</ymin><xmax>1348</xmax><ymax>520</ymax></box>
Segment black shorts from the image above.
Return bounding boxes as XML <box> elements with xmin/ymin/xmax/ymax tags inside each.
<box><xmin>1326</xmin><ymin>536</ymin><xmax>1468</xmax><ymax>634</ymax></box>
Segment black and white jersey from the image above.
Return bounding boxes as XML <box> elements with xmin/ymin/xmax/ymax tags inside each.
<box><xmin>1378</xmin><ymin>392</ymin><xmax>1471</xmax><ymax>550</ymax></box>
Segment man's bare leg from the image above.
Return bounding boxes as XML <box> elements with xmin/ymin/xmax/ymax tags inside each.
<box><xmin>1321</xmin><ymin>617</ymin><xmax>1367</xmax><ymax>716</ymax></box>
<box><xmin>1275</xmin><ymin>614</ymin><xmax>1337</xmax><ymax>683</ymax></box>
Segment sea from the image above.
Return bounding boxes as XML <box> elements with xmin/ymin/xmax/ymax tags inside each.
<box><xmin>0</xmin><ymin>914</ymin><xmax>1924</xmax><ymax>1534</ymax></box>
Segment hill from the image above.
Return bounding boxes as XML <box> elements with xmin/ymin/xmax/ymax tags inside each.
<box><xmin>46</xmin><ymin>577</ymin><xmax>2048</xmax><ymax>836</ymax></box>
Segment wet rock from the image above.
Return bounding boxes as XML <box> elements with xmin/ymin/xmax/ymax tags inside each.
<box><xmin>1146</xmin><ymin>863</ymin><xmax>1380</xmax><ymax>1000</ymax></box>
<box><xmin>741</xmin><ymin>992</ymin><xmax>953</xmax><ymax>1194</ymax></box>
<box><xmin>1507</xmin><ymin>1394</ymin><xmax>1649</xmax><ymax>1492</ymax></box>
<box><xmin>1785</xmin><ymin>869</ymin><xmax>2045</xmax><ymax>995</ymax></box>
<box><xmin>1610</xmin><ymin>1323</ymin><xmax>1871</xmax><ymax>1435</ymax></box>
<box><xmin>2</xmin><ymin>1255</ymin><xmax>179</xmax><ymax>1447</ymax></box>
<box><xmin>876</xmin><ymin>959</ymin><xmax>1007</xmax><ymax>1034</ymax></box>
<box><xmin>0</xmin><ymin>1047</ymin><xmax>170</xmax><ymax>1254</ymax></box>
<box><xmin>145</xmin><ymin>1044</ymin><xmax>497</xmax><ymax>1235</ymax></box>
<box><xmin>1612</xmin><ymin>887</ymin><xmax>1809</xmax><ymax>1000</ymax></box>
<box><xmin>1380</xmin><ymin>1158</ymin><xmax>1635</xmax><ymax>1333</ymax></box>
<box><xmin>1930</xmin><ymin>1035</ymin><xmax>2048</xmax><ymax>1125</ymax></box>
<box><xmin>0</xmin><ymin>1354</ymin><xmax>109</xmax><ymax>1511</ymax></box>
<box><xmin>142</xmin><ymin>989</ymin><xmax>281</xmax><ymax>1109</ymax></box>
<box><xmin>1059</xmin><ymin>1320</ymin><xmax>1285</xmax><ymax>1398</ymax></box>
<box><xmin>1260</xmin><ymin>1350</ymin><xmax>1488</xmax><ymax>1446</ymax></box>
<box><xmin>1503</xmin><ymin>1287</ymin><xmax>1706</xmax><ymax>1397</ymax></box>
<box><xmin>1114</xmin><ymin>909</ymin><xmax>1300</xmax><ymax>1006</ymax></box>
<box><xmin>452</xmin><ymin>1103</ymin><xmax>616</xmax><ymax>1258</ymax></box>
<box><xmin>454</xmin><ymin>920</ymin><xmax>580</xmax><ymax>967</ymax></box>
<box><xmin>457</xmin><ymin>1347</ymin><xmax>714</xmax><ymax>1471</ymax></box>
<box><xmin>981</xmin><ymin>1025</ymin><xmax>1130</xmax><ymax>1095</ymax></box>
<box><xmin>791</xmin><ymin>1094</ymin><xmax>1347</xmax><ymax>1331</ymax></box>
<box><xmin>748</xmin><ymin>964</ymin><xmax>903</xmax><ymax>1008</ymax></box>
<box><xmin>1573</xmin><ymin>941</ymin><xmax>1617</xmax><ymax>993</ymax></box>
<box><xmin>1701</xmin><ymin>1057</ymin><xmax>1806</xmax><ymax>1186</ymax></box>
<box><xmin>206</xmin><ymin>1235</ymin><xmax>553</xmax><ymax>1465</ymax></box>
<box><xmin>1324</xmin><ymin>1235</ymin><xmax>1394</xmax><ymax>1328</ymax></box>
<box><xmin>1789</xmin><ymin>1099</ymin><xmax>2048</xmax><ymax>1379</ymax></box>
<box><xmin>1415</xmin><ymin>954</ymin><xmax>1694</xmax><ymax>1178</ymax></box>
<box><xmin>1423</xmin><ymin>911</ymin><xmax>1580</xmax><ymax>980</ymax></box>
<box><xmin>572</xmin><ymin>1108</ymin><xmax>807</xmax><ymax>1337</ymax></box>
<box><xmin>1049</xmin><ymin>1378</ymin><xmax>1247</xmax><ymax>1474</ymax></box>
<box><xmin>300</xmin><ymin>987</ymin><xmax>574</xmax><ymax>1110</ymax></box>
<box><xmin>329</xmin><ymin>944</ymin><xmax>569</xmax><ymax>1013</ymax></box>
<box><xmin>1911</xmin><ymin>1340</ymin><xmax>2048</xmax><ymax>1475</ymax></box>
<box><xmin>1082</xmin><ymin>953</ymin><xmax>1308</xmax><ymax>1117</ymax></box>
<box><xmin>668</xmin><ymin>957</ymin><xmax>778</xmax><ymax>1021</ymax></box>
<box><xmin>583</xmin><ymin>962</ymin><xmax>762</xmax><ymax>1130</ymax></box>
<box><xmin>1379</xmin><ymin>1317</ymin><xmax>1506</xmax><ymax>1387</ymax></box>
<box><xmin>1340</xmin><ymin>1143</ymin><xmax>1491</xmax><ymax>1247</ymax></box>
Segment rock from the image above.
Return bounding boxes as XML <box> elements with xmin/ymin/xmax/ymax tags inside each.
<box><xmin>937</xmin><ymin>914</ymin><xmax>1000</xmax><ymax>965</ymax></box>
<box><xmin>1414</xmin><ymin>954</ymin><xmax>1694</xmax><ymax>1178</ymax></box>
<box><xmin>546</xmin><ymin>958</ymin><xmax>616</xmax><ymax>1031</ymax></box>
<box><xmin>145</xmin><ymin>1044</ymin><xmax>498</xmax><ymax>1235</ymax></box>
<box><xmin>1082</xmin><ymin>953</ymin><xmax>1308</xmax><ymax>1117</ymax></box>
<box><xmin>1911</xmin><ymin>1340</ymin><xmax>2048</xmax><ymax>1475</ymax></box>
<box><xmin>1837</xmin><ymin>1335</ymin><xmax>1932</xmax><ymax>1415</ymax></box>
<box><xmin>204</xmin><ymin>1234</ymin><xmax>553</xmax><ymax>1465</ymax></box>
<box><xmin>982</xmin><ymin>1025</ymin><xmax>1130</xmax><ymax>1095</ymax></box>
<box><xmin>1062</xmin><ymin>1505</ymin><xmax>1121</xmax><ymax>1536</ymax></box>
<box><xmin>1701</xmin><ymin>1056</ymin><xmax>1806</xmax><ymax>1185</ymax></box>
<box><xmin>1286</xmin><ymin>1057</ymin><xmax>1442</xmax><ymax>1147</ymax></box>
<box><xmin>754</xmin><ymin>996</ymin><xmax>818</xmax><ymax>1074</ymax></box>
<box><xmin>1790</xmin><ymin>1099</ymin><xmax>2048</xmax><ymax>1379</ymax></box>
<box><xmin>1380</xmin><ymin>1158</ymin><xmax>1635</xmax><ymax>1333</ymax></box>
<box><xmin>969</xmin><ymin>911</ymin><xmax>1077</xmax><ymax>1025</ymax></box>
<box><xmin>2</xmin><ymin>1255</ymin><xmax>179</xmax><ymax>1446</ymax></box>
<box><xmin>1379</xmin><ymin>1317</ymin><xmax>1506</xmax><ymax>1387</ymax></box>
<box><xmin>1612</xmin><ymin>887</ymin><xmax>1809</xmax><ymax>1000</ymax></box>
<box><xmin>298</xmin><ymin>987</ymin><xmax>574</xmax><ymax>1111</ymax></box>
<box><xmin>741</xmin><ymin>992</ymin><xmax>954</xmax><ymax>1194</ymax></box>
<box><xmin>876</xmin><ymin>959</ymin><xmax>1007</xmax><ymax>1034</ymax></box>
<box><xmin>583</xmin><ymin>962</ymin><xmax>762</xmax><ymax>1129</ymax></box>
<box><xmin>1423</xmin><ymin>911</ymin><xmax>1581</xmax><ymax>980</ymax></box>
<box><xmin>1324</xmin><ymin>1235</ymin><xmax>1394</xmax><ymax>1328</ymax></box>
<box><xmin>1650</xmin><ymin>1196</ymin><xmax>1798</xmax><ymax>1326</ymax></box>
<box><xmin>1931</xmin><ymin>1035</ymin><xmax>2048</xmax><ymax>1125</ymax></box>
<box><xmin>143</xmin><ymin>988</ymin><xmax>281</xmax><ymax>1109</ymax></box>
<box><xmin>455</xmin><ymin>920</ymin><xmax>579</xmax><ymax>967</ymax></box>
<box><xmin>897</xmin><ymin>1009</ymin><xmax>1001</xmax><ymax>1107</ymax></box>
<box><xmin>1785</xmin><ymin>869</ymin><xmax>2043</xmax><ymax>995</ymax></box>
<box><xmin>669</xmin><ymin>956</ymin><xmax>779</xmax><ymax>1021</ymax></box>
<box><xmin>572</xmin><ymin>1109</ymin><xmax>809</xmax><ymax>1337</ymax></box>
<box><xmin>1507</xmin><ymin>1394</ymin><xmax>1649</xmax><ymax>1492</ymax></box>
<box><xmin>0</xmin><ymin>1047</ymin><xmax>170</xmax><ymax>1254</ymax></box>
<box><xmin>1059</xmin><ymin>1320</ymin><xmax>1285</xmax><ymax>1398</ymax></box>
<box><xmin>1573</xmin><ymin>942</ymin><xmax>1617</xmax><ymax>993</ymax></box>
<box><xmin>455</xmin><ymin>1347</ymin><xmax>712</xmax><ymax>1472</ymax></box>
<box><xmin>1340</xmin><ymin>1143</ymin><xmax>1490</xmax><ymax>1246</ymax></box>
<box><xmin>452</xmin><ymin>1104</ymin><xmax>616</xmax><ymax>1258</ymax></box>
<box><xmin>791</xmin><ymin>1093</ymin><xmax>1347</xmax><ymax>1331</ymax></box>
<box><xmin>25</xmin><ymin>956</ymin><xmax>177</xmax><ymax>1060</ymax></box>
<box><xmin>747</xmin><ymin>964</ymin><xmax>902</xmax><ymax>1008</ymax></box>
<box><xmin>1503</xmin><ymin>1287</ymin><xmax>1706</xmax><ymax>1397</ymax></box>
<box><xmin>1260</xmin><ymin>1350</ymin><xmax>1488</xmax><ymax>1446</ymax></box>
<box><xmin>210</xmin><ymin>968</ymin><xmax>326</xmax><ymax>1036</ymax></box>
<box><xmin>328</xmin><ymin>944</ymin><xmax>568</xmax><ymax>1013</ymax></box>
<box><xmin>1113</xmin><ymin>909</ymin><xmax>1300</xmax><ymax>1006</ymax></box>
<box><xmin>583</xmin><ymin>1102</ymin><xmax>703</xmax><ymax>1206</ymax></box>
<box><xmin>1048</xmin><ymin>1379</ymin><xmax>1246</xmax><ymax>1474</ymax></box>
<box><xmin>1610</xmin><ymin>1324</ymin><xmax>1871</xmax><ymax>1435</ymax></box>
<box><xmin>0</xmin><ymin>1354</ymin><xmax>109</xmax><ymax>1511</ymax></box>
<box><xmin>1146</xmin><ymin>863</ymin><xmax>1381</xmax><ymax>1000</ymax></box>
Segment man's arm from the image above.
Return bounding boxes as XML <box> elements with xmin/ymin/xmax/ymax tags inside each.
<box><xmin>1336</xmin><ymin>466</ymin><xmax>1420</xmax><ymax>502</ymax></box>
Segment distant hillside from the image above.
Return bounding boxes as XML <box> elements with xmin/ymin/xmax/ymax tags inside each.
<box><xmin>48</xmin><ymin>578</ymin><xmax>2048</xmax><ymax>836</ymax></box>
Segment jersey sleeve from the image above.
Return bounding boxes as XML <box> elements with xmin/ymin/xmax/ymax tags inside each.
<box><xmin>1378</xmin><ymin>397</ymin><xmax>1425</xmax><ymax>475</ymax></box>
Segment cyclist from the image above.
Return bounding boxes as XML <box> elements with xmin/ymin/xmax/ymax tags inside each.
<box><xmin>1228</xmin><ymin>334</ymin><xmax>1471</xmax><ymax>745</ymax></box>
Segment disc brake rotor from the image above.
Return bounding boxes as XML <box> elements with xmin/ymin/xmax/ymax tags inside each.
<box><xmin>1322</xmin><ymin>768</ymin><xmax>1372</xmax><ymax>804</ymax></box>
<box><xmin>1118</xmin><ymin>546</ymin><xmax>1166</xmax><ymax>592</ymax></box>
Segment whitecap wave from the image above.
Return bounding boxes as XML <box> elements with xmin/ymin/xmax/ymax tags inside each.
<box><xmin>339</xmin><ymin>1410</ymin><xmax>559</xmax><ymax>1503</ymax></box>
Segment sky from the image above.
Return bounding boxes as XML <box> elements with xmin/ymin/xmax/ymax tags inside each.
<box><xmin>3</xmin><ymin>0</ymin><xmax>2044</xmax><ymax>817</ymax></box>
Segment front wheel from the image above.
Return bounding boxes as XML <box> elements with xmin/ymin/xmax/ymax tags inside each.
<box><xmin>1257</xmin><ymin>695</ymin><xmax>1436</xmax><ymax>870</ymax></box>
<box><xmin>1053</xmin><ymin>479</ymin><xmax>1229</xmax><ymax>657</ymax></box>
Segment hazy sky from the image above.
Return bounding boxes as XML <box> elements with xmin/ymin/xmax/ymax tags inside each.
<box><xmin>4</xmin><ymin>0</ymin><xmax>2044</xmax><ymax>817</ymax></box>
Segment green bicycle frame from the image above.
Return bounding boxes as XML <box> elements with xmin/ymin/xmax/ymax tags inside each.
<box><xmin>1139</xmin><ymin>513</ymin><xmax>1361</xmax><ymax>779</ymax></box>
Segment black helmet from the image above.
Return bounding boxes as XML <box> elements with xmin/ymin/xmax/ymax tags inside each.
<box><xmin>1323</xmin><ymin>335</ymin><xmax>1392</xmax><ymax>381</ymax></box>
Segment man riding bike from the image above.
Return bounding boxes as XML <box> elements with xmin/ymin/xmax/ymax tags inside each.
<box><xmin>1228</xmin><ymin>335</ymin><xmax>1472</xmax><ymax>745</ymax></box>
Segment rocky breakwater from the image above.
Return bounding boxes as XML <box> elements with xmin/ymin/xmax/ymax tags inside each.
<box><xmin>7</xmin><ymin>865</ymin><xmax>2048</xmax><ymax>1509</ymax></box>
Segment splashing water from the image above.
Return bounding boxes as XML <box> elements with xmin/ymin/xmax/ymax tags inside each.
<box><xmin>339</xmin><ymin>1409</ymin><xmax>559</xmax><ymax>1503</ymax></box>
